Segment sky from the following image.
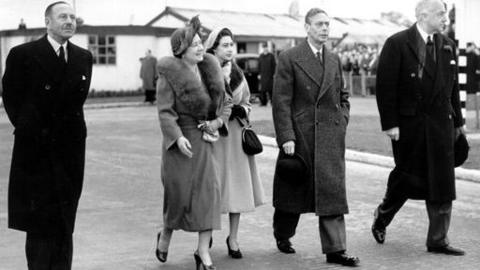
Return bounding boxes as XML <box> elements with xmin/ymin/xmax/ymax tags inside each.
<box><xmin>0</xmin><ymin>0</ymin><xmax>456</xmax><ymax>30</ymax></box>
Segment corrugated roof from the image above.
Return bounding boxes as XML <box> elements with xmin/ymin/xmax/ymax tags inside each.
<box><xmin>148</xmin><ymin>6</ymin><xmax>405</xmax><ymax>42</ymax></box>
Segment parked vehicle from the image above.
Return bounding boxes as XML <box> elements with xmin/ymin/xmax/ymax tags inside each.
<box><xmin>234</xmin><ymin>53</ymin><xmax>260</xmax><ymax>101</ymax></box>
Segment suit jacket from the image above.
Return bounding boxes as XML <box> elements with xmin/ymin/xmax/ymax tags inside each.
<box><xmin>2</xmin><ymin>35</ymin><xmax>93</xmax><ymax>234</ymax></box>
<box><xmin>272</xmin><ymin>40</ymin><xmax>349</xmax><ymax>216</ymax></box>
<box><xmin>376</xmin><ymin>24</ymin><xmax>462</xmax><ymax>202</ymax></box>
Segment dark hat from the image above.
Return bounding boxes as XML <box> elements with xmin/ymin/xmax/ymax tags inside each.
<box><xmin>454</xmin><ymin>133</ymin><xmax>469</xmax><ymax>167</ymax></box>
<box><xmin>170</xmin><ymin>15</ymin><xmax>201</xmax><ymax>57</ymax></box>
<box><xmin>275</xmin><ymin>152</ymin><xmax>309</xmax><ymax>182</ymax></box>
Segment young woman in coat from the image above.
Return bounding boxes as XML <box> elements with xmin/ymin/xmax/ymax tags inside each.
<box><xmin>154</xmin><ymin>17</ymin><xmax>231</xmax><ymax>270</ymax></box>
<box><xmin>204</xmin><ymin>27</ymin><xmax>266</xmax><ymax>259</ymax></box>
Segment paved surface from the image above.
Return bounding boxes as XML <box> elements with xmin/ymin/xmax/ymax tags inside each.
<box><xmin>1</xmin><ymin>105</ymin><xmax>480</xmax><ymax>270</ymax></box>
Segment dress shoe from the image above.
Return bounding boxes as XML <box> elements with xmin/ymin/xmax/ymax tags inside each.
<box><xmin>276</xmin><ymin>239</ymin><xmax>295</xmax><ymax>254</ymax></box>
<box><xmin>427</xmin><ymin>245</ymin><xmax>465</xmax><ymax>256</ymax></box>
<box><xmin>326</xmin><ymin>251</ymin><xmax>360</xmax><ymax>267</ymax></box>
<box><xmin>155</xmin><ymin>232</ymin><xmax>168</xmax><ymax>263</ymax></box>
<box><xmin>194</xmin><ymin>251</ymin><xmax>216</xmax><ymax>270</ymax></box>
<box><xmin>226</xmin><ymin>236</ymin><xmax>243</xmax><ymax>259</ymax></box>
<box><xmin>371</xmin><ymin>208</ymin><xmax>386</xmax><ymax>244</ymax></box>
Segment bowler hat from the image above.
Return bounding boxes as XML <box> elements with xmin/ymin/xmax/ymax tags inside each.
<box><xmin>454</xmin><ymin>133</ymin><xmax>469</xmax><ymax>167</ymax></box>
<box><xmin>276</xmin><ymin>152</ymin><xmax>309</xmax><ymax>182</ymax></box>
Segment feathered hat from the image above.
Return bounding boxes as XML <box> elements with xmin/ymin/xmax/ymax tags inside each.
<box><xmin>170</xmin><ymin>15</ymin><xmax>202</xmax><ymax>57</ymax></box>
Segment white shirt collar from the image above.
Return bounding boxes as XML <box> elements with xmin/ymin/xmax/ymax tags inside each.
<box><xmin>47</xmin><ymin>34</ymin><xmax>67</xmax><ymax>60</ymax></box>
<box><xmin>416</xmin><ymin>23</ymin><xmax>433</xmax><ymax>44</ymax></box>
<box><xmin>307</xmin><ymin>39</ymin><xmax>323</xmax><ymax>56</ymax></box>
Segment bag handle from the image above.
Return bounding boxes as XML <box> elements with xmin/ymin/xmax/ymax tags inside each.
<box><xmin>235</xmin><ymin>116</ymin><xmax>251</xmax><ymax>128</ymax></box>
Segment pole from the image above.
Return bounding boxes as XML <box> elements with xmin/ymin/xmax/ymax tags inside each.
<box><xmin>476</xmin><ymin>92</ymin><xmax>480</xmax><ymax>129</ymax></box>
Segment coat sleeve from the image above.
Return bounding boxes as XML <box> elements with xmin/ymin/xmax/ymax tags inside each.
<box><xmin>451</xmin><ymin>42</ymin><xmax>464</xmax><ymax>127</ymax></box>
<box><xmin>376</xmin><ymin>37</ymin><xmax>401</xmax><ymax>131</ymax></box>
<box><xmin>239</xmin><ymin>76</ymin><xmax>252</xmax><ymax>116</ymax></box>
<box><xmin>156</xmin><ymin>74</ymin><xmax>183</xmax><ymax>150</ymax></box>
<box><xmin>1</xmin><ymin>46</ymin><xmax>25</xmax><ymax>127</ymax></box>
<box><xmin>272</xmin><ymin>51</ymin><xmax>295</xmax><ymax>147</ymax></box>
<box><xmin>217</xmin><ymin>92</ymin><xmax>232</xmax><ymax>136</ymax></box>
<box><xmin>338</xmin><ymin>55</ymin><xmax>350</xmax><ymax>122</ymax></box>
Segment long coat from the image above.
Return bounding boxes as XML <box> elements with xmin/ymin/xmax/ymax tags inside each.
<box><xmin>156</xmin><ymin>54</ymin><xmax>231</xmax><ymax>231</ymax></box>
<box><xmin>272</xmin><ymin>40</ymin><xmax>350</xmax><ymax>216</ymax></box>
<box><xmin>376</xmin><ymin>25</ymin><xmax>463</xmax><ymax>202</ymax></box>
<box><xmin>140</xmin><ymin>55</ymin><xmax>157</xmax><ymax>90</ymax></box>
<box><xmin>2</xmin><ymin>35</ymin><xmax>93</xmax><ymax>234</ymax></box>
<box><xmin>465</xmin><ymin>51</ymin><xmax>479</xmax><ymax>94</ymax></box>
<box><xmin>258</xmin><ymin>52</ymin><xmax>276</xmax><ymax>93</ymax></box>
<box><xmin>212</xmin><ymin>61</ymin><xmax>266</xmax><ymax>213</ymax></box>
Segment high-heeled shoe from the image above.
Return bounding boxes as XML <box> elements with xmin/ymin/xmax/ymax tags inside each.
<box><xmin>226</xmin><ymin>236</ymin><xmax>243</xmax><ymax>259</ymax></box>
<box><xmin>155</xmin><ymin>232</ymin><xmax>168</xmax><ymax>263</ymax></box>
<box><xmin>194</xmin><ymin>251</ymin><xmax>216</xmax><ymax>270</ymax></box>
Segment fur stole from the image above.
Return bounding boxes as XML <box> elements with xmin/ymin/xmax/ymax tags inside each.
<box><xmin>157</xmin><ymin>54</ymin><xmax>225</xmax><ymax>119</ymax></box>
<box><xmin>223</xmin><ymin>61</ymin><xmax>245</xmax><ymax>95</ymax></box>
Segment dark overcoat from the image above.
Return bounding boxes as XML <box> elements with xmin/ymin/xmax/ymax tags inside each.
<box><xmin>2</xmin><ymin>35</ymin><xmax>93</xmax><ymax>234</ymax></box>
<box><xmin>465</xmin><ymin>51</ymin><xmax>479</xmax><ymax>94</ymax></box>
<box><xmin>376</xmin><ymin>25</ymin><xmax>463</xmax><ymax>202</ymax></box>
<box><xmin>258</xmin><ymin>52</ymin><xmax>276</xmax><ymax>93</ymax></box>
<box><xmin>272</xmin><ymin>40</ymin><xmax>350</xmax><ymax>216</ymax></box>
<box><xmin>140</xmin><ymin>55</ymin><xmax>157</xmax><ymax>90</ymax></box>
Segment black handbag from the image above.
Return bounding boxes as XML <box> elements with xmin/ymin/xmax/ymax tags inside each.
<box><xmin>236</xmin><ymin>117</ymin><xmax>263</xmax><ymax>155</ymax></box>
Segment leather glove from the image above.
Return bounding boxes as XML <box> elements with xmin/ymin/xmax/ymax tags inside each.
<box><xmin>229</xmin><ymin>104</ymin><xmax>247</xmax><ymax>120</ymax></box>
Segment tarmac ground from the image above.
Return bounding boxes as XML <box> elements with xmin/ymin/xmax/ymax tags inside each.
<box><xmin>1</xmin><ymin>102</ymin><xmax>479</xmax><ymax>270</ymax></box>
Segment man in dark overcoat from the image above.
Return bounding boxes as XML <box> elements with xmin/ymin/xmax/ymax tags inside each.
<box><xmin>272</xmin><ymin>8</ymin><xmax>359</xmax><ymax>267</ymax></box>
<box><xmin>140</xmin><ymin>49</ymin><xmax>157</xmax><ymax>104</ymax></box>
<box><xmin>372</xmin><ymin>0</ymin><xmax>465</xmax><ymax>256</ymax></box>
<box><xmin>2</xmin><ymin>1</ymin><xmax>93</xmax><ymax>268</ymax></box>
<box><xmin>465</xmin><ymin>42</ymin><xmax>479</xmax><ymax>94</ymax></box>
<box><xmin>258</xmin><ymin>43</ymin><xmax>276</xmax><ymax>105</ymax></box>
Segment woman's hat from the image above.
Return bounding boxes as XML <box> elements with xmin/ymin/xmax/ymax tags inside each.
<box><xmin>170</xmin><ymin>15</ymin><xmax>202</xmax><ymax>57</ymax></box>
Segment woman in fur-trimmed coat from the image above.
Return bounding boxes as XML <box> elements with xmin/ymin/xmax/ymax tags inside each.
<box><xmin>205</xmin><ymin>28</ymin><xmax>266</xmax><ymax>259</ymax></box>
<box><xmin>154</xmin><ymin>17</ymin><xmax>231</xmax><ymax>268</ymax></box>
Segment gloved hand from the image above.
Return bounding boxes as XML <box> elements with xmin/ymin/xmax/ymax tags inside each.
<box><xmin>229</xmin><ymin>104</ymin><xmax>247</xmax><ymax>120</ymax></box>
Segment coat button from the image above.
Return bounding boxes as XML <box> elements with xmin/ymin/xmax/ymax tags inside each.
<box><xmin>45</xmin><ymin>84</ymin><xmax>51</xmax><ymax>90</ymax></box>
<box><xmin>315</xmin><ymin>121</ymin><xmax>319</xmax><ymax>125</ymax></box>
<box><xmin>335</xmin><ymin>120</ymin><xmax>340</xmax><ymax>125</ymax></box>
<box><xmin>307</xmin><ymin>86</ymin><xmax>311</xmax><ymax>90</ymax></box>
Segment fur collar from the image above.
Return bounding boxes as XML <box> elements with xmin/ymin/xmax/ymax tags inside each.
<box><xmin>157</xmin><ymin>54</ymin><xmax>225</xmax><ymax>119</ymax></box>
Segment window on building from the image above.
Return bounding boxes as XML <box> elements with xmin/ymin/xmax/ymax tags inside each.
<box><xmin>88</xmin><ymin>35</ymin><xmax>116</xmax><ymax>65</ymax></box>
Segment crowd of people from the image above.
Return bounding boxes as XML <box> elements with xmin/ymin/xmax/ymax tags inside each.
<box><xmin>1</xmin><ymin>0</ymin><xmax>468</xmax><ymax>270</ymax></box>
<box><xmin>334</xmin><ymin>45</ymin><xmax>380</xmax><ymax>76</ymax></box>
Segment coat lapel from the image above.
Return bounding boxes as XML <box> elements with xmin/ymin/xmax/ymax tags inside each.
<box><xmin>294</xmin><ymin>41</ymin><xmax>323</xmax><ymax>89</ymax></box>
<box><xmin>316</xmin><ymin>49</ymin><xmax>337</xmax><ymax>103</ymax></box>
<box><xmin>33</xmin><ymin>35</ymin><xmax>64</xmax><ymax>83</ymax></box>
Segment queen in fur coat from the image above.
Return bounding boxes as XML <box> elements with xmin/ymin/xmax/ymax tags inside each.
<box><xmin>154</xmin><ymin>17</ymin><xmax>232</xmax><ymax>268</ymax></box>
<box><xmin>205</xmin><ymin>28</ymin><xmax>266</xmax><ymax>257</ymax></box>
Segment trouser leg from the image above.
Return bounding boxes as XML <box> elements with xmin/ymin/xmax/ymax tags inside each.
<box><xmin>375</xmin><ymin>188</ymin><xmax>408</xmax><ymax>228</ymax></box>
<box><xmin>273</xmin><ymin>208</ymin><xmax>300</xmax><ymax>240</ymax></box>
<box><xmin>26</xmin><ymin>232</ymin><xmax>73</xmax><ymax>270</ymax></box>
<box><xmin>319</xmin><ymin>215</ymin><xmax>347</xmax><ymax>254</ymax></box>
<box><xmin>426</xmin><ymin>201</ymin><xmax>452</xmax><ymax>248</ymax></box>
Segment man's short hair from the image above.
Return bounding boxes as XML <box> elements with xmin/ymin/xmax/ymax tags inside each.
<box><xmin>45</xmin><ymin>1</ymin><xmax>69</xmax><ymax>17</ymax></box>
<box><xmin>415</xmin><ymin>0</ymin><xmax>445</xmax><ymax>19</ymax></box>
<box><xmin>305</xmin><ymin>8</ymin><xmax>328</xmax><ymax>24</ymax></box>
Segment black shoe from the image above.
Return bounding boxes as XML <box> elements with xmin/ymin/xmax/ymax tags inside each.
<box><xmin>326</xmin><ymin>251</ymin><xmax>360</xmax><ymax>267</ymax></box>
<box><xmin>194</xmin><ymin>251</ymin><xmax>216</xmax><ymax>270</ymax></box>
<box><xmin>226</xmin><ymin>236</ymin><xmax>243</xmax><ymax>259</ymax></box>
<box><xmin>155</xmin><ymin>232</ymin><xmax>168</xmax><ymax>263</ymax></box>
<box><xmin>276</xmin><ymin>239</ymin><xmax>295</xmax><ymax>254</ymax></box>
<box><xmin>371</xmin><ymin>208</ymin><xmax>386</xmax><ymax>244</ymax></box>
<box><xmin>209</xmin><ymin>236</ymin><xmax>213</xmax><ymax>248</ymax></box>
<box><xmin>427</xmin><ymin>245</ymin><xmax>465</xmax><ymax>256</ymax></box>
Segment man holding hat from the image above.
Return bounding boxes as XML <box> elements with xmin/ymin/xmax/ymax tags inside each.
<box><xmin>272</xmin><ymin>8</ymin><xmax>359</xmax><ymax>267</ymax></box>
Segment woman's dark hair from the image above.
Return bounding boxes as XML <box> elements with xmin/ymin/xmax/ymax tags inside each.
<box><xmin>206</xmin><ymin>28</ymin><xmax>233</xmax><ymax>54</ymax></box>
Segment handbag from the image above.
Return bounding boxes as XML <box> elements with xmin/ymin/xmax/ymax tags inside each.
<box><xmin>236</xmin><ymin>117</ymin><xmax>263</xmax><ymax>155</ymax></box>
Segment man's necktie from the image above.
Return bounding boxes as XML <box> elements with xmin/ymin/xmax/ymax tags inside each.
<box><xmin>426</xmin><ymin>35</ymin><xmax>436</xmax><ymax>63</ymax></box>
<box><xmin>59</xmin><ymin>46</ymin><xmax>67</xmax><ymax>65</ymax></box>
<box><xmin>316</xmin><ymin>51</ymin><xmax>323</xmax><ymax>65</ymax></box>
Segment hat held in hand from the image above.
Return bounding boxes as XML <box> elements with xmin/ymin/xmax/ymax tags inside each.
<box><xmin>276</xmin><ymin>152</ymin><xmax>309</xmax><ymax>182</ymax></box>
<box><xmin>454</xmin><ymin>133</ymin><xmax>469</xmax><ymax>167</ymax></box>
